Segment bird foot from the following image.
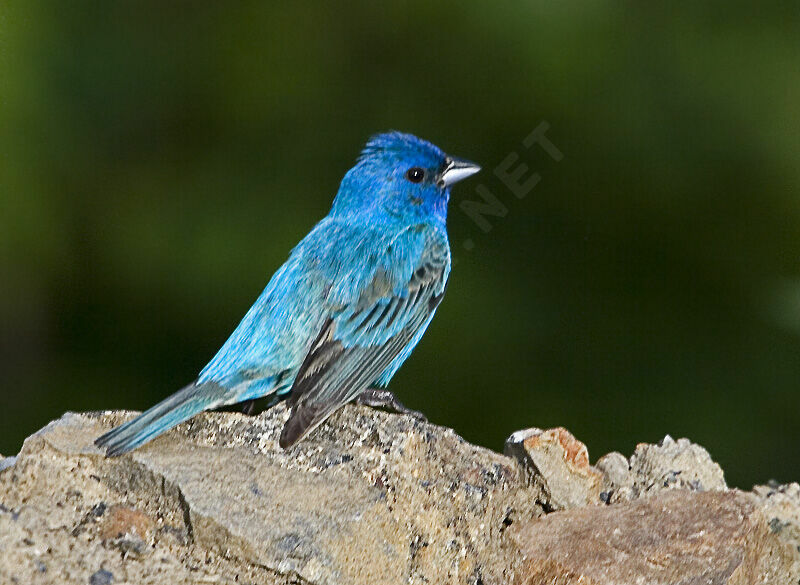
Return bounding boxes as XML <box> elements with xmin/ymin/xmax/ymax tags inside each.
<box><xmin>354</xmin><ymin>388</ymin><xmax>427</xmax><ymax>421</ymax></box>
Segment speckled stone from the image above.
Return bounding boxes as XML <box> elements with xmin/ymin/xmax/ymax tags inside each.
<box><xmin>0</xmin><ymin>406</ymin><xmax>542</xmax><ymax>585</ymax></box>
<box><xmin>1</xmin><ymin>409</ymin><xmax>799</xmax><ymax>584</ymax></box>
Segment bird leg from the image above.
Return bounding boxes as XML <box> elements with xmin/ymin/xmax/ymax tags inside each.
<box><xmin>354</xmin><ymin>388</ymin><xmax>427</xmax><ymax>421</ymax></box>
<box><xmin>240</xmin><ymin>399</ymin><xmax>256</xmax><ymax>416</ymax></box>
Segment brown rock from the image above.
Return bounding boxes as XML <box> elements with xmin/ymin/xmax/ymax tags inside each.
<box><xmin>513</xmin><ymin>489</ymin><xmax>799</xmax><ymax>584</ymax></box>
<box><xmin>505</xmin><ymin>427</ymin><xmax>602</xmax><ymax>510</ymax></box>
<box><xmin>98</xmin><ymin>505</ymin><xmax>154</xmax><ymax>541</ymax></box>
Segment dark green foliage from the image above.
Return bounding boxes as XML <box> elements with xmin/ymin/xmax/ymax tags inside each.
<box><xmin>2</xmin><ymin>1</ymin><xmax>799</xmax><ymax>487</ymax></box>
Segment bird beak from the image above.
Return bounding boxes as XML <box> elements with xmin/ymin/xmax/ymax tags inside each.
<box><xmin>439</xmin><ymin>156</ymin><xmax>481</xmax><ymax>187</ymax></box>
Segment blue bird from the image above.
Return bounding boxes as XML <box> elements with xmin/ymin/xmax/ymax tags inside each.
<box><xmin>95</xmin><ymin>132</ymin><xmax>480</xmax><ymax>455</ymax></box>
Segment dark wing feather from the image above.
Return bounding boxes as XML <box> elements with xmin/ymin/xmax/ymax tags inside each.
<box><xmin>279</xmin><ymin>239</ymin><xmax>447</xmax><ymax>448</ymax></box>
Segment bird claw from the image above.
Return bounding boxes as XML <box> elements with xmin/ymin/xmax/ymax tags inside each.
<box><xmin>354</xmin><ymin>388</ymin><xmax>427</xmax><ymax>421</ymax></box>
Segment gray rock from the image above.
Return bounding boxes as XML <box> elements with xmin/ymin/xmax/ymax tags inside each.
<box><xmin>0</xmin><ymin>456</ymin><xmax>16</xmax><ymax>472</ymax></box>
<box><xmin>751</xmin><ymin>481</ymin><xmax>800</xmax><ymax>560</ymax></box>
<box><xmin>0</xmin><ymin>409</ymin><xmax>797</xmax><ymax>584</ymax></box>
<box><xmin>88</xmin><ymin>569</ymin><xmax>113</xmax><ymax>585</ymax></box>
<box><xmin>0</xmin><ymin>406</ymin><xmax>542</xmax><ymax>585</ymax></box>
<box><xmin>595</xmin><ymin>451</ymin><xmax>629</xmax><ymax>500</ymax></box>
<box><xmin>602</xmin><ymin>434</ymin><xmax>727</xmax><ymax>503</ymax></box>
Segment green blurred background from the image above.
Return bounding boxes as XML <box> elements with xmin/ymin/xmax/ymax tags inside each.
<box><xmin>2</xmin><ymin>2</ymin><xmax>799</xmax><ymax>488</ymax></box>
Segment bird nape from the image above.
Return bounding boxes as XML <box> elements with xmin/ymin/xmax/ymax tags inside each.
<box><xmin>95</xmin><ymin>131</ymin><xmax>480</xmax><ymax>456</ymax></box>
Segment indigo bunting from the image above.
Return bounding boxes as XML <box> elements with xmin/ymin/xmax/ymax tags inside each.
<box><xmin>95</xmin><ymin>132</ymin><xmax>480</xmax><ymax>455</ymax></box>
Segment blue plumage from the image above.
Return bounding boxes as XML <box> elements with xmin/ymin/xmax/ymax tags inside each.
<box><xmin>95</xmin><ymin>131</ymin><xmax>480</xmax><ymax>455</ymax></box>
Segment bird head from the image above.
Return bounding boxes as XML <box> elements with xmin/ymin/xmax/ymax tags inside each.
<box><xmin>331</xmin><ymin>131</ymin><xmax>480</xmax><ymax>224</ymax></box>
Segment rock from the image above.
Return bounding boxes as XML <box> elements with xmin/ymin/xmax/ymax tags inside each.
<box><xmin>96</xmin><ymin>504</ymin><xmax>154</xmax><ymax>542</ymax></box>
<box><xmin>0</xmin><ymin>409</ymin><xmax>798</xmax><ymax>584</ymax></box>
<box><xmin>504</xmin><ymin>427</ymin><xmax>602</xmax><ymax>510</ymax></box>
<box><xmin>513</xmin><ymin>489</ymin><xmax>800</xmax><ymax>584</ymax></box>
<box><xmin>595</xmin><ymin>451</ymin><xmax>629</xmax><ymax>502</ymax></box>
<box><xmin>601</xmin><ymin>434</ymin><xmax>727</xmax><ymax>503</ymax></box>
<box><xmin>504</xmin><ymin>430</ymin><xmax>727</xmax><ymax>509</ymax></box>
<box><xmin>88</xmin><ymin>569</ymin><xmax>114</xmax><ymax>585</ymax></box>
<box><xmin>751</xmin><ymin>481</ymin><xmax>800</xmax><ymax>560</ymax></box>
<box><xmin>0</xmin><ymin>406</ymin><xmax>542</xmax><ymax>585</ymax></box>
<box><xmin>93</xmin><ymin>504</ymin><xmax>154</xmax><ymax>556</ymax></box>
<box><xmin>0</xmin><ymin>456</ymin><xmax>15</xmax><ymax>473</ymax></box>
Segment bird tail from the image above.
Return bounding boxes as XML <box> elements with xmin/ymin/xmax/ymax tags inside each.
<box><xmin>94</xmin><ymin>381</ymin><xmax>226</xmax><ymax>457</ymax></box>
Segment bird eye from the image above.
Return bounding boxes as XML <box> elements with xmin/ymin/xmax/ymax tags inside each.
<box><xmin>405</xmin><ymin>167</ymin><xmax>425</xmax><ymax>183</ymax></box>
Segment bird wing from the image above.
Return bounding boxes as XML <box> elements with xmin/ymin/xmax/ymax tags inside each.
<box><xmin>278</xmin><ymin>225</ymin><xmax>449</xmax><ymax>447</ymax></box>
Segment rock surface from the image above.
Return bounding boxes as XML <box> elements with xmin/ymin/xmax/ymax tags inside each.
<box><xmin>599</xmin><ymin>434</ymin><xmax>728</xmax><ymax>504</ymax></box>
<box><xmin>515</xmin><ymin>490</ymin><xmax>797</xmax><ymax>584</ymax></box>
<box><xmin>0</xmin><ymin>406</ymin><xmax>799</xmax><ymax>584</ymax></box>
<box><xmin>504</xmin><ymin>426</ymin><xmax>602</xmax><ymax>510</ymax></box>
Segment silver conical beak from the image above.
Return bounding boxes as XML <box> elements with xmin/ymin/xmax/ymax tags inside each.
<box><xmin>439</xmin><ymin>156</ymin><xmax>481</xmax><ymax>187</ymax></box>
